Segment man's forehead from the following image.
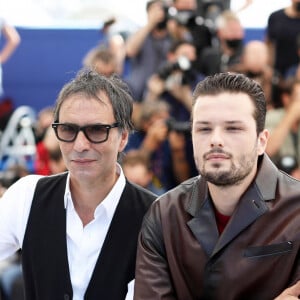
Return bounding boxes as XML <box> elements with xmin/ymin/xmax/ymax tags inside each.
<box><xmin>64</xmin><ymin>90</ymin><xmax>110</xmax><ymax>104</ymax></box>
<box><xmin>193</xmin><ymin>93</ymin><xmax>255</xmax><ymax>122</ymax></box>
<box><xmin>194</xmin><ymin>92</ymin><xmax>254</xmax><ymax>108</ymax></box>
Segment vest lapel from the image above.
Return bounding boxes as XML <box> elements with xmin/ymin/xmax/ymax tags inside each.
<box><xmin>85</xmin><ymin>182</ymin><xmax>143</xmax><ymax>299</ymax></box>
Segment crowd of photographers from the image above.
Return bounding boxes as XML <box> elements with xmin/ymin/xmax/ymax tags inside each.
<box><xmin>122</xmin><ymin>0</ymin><xmax>229</xmax><ymax>192</ymax></box>
<box><xmin>122</xmin><ymin>0</ymin><xmax>260</xmax><ymax>192</ymax></box>
<box><xmin>2</xmin><ymin>0</ymin><xmax>300</xmax><ymax>195</ymax></box>
<box><xmin>0</xmin><ymin>0</ymin><xmax>300</xmax><ymax>196</ymax></box>
<box><xmin>121</xmin><ymin>0</ymin><xmax>300</xmax><ymax>191</ymax></box>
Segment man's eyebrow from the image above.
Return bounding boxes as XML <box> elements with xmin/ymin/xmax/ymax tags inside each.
<box><xmin>224</xmin><ymin>120</ymin><xmax>245</xmax><ymax>124</ymax></box>
<box><xmin>194</xmin><ymin>121</ymin><xmax>210</xmax><ymax>125</ymax></box>
<box><xmin>193</xmin><ymin>120</ymin><xmax>245</xmax><ymax>125</ymax></box>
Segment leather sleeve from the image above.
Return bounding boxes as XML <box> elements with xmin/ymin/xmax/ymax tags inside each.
<box><xmin>134</xmin><ymin>201</ymin><xmax>177</xmax><ymax>300</ymax></box>
<box><xmin>290</xmin><ymin>248</ymin><xmax>300</xmax><ymax>286</ymax></box>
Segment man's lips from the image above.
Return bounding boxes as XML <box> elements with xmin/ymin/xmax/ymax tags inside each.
<box><xmin>71</xmin><ymin>159</ymin><xmax>95</xmax><ymax>164</ymax></box>
<box><xmin>205</xmin><ymin>153</ymin><xmax>230</xmax><ymax>160</ymax></box>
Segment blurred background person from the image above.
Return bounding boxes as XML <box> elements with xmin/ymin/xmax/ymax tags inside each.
<box><xmin>145</xmin><ymin>40</ymin><xmax>203</xmax><ymax>122</ymax></box>
<box><xmin>82</xmin><ymin>46</ymin><xmax>119</xmax><ymax>77</ymax></box>
<box><xmin>47</xmin><ymin>146</ymin><xmax>67</xmax><ymax>175</ymax></box>
<box><xmin>0</xmin><ymin>97</ymin><xmax>14</xmax><ymax>135</ymax></box>
<box><xmin>265</xmin><ymin>78</ymin><xmax>300</xmax><ymax>179</ymax></box>
<box><xmin>98</xmin><ymin>17</ymin><xmax>128</xmax><ymax>77</ymax></box>
<box><xmin>285</xmin><ymin>32</ymin><xmax>300</xmax><ymax>81</ymax></box>
<box><xmin>229</xmin><ymin>40</ymin><xmax>280</xmax><ymax>110</ymax></box>
<box><xmin>144</xmin><ymin>40</ymin><xmax>201</xmax><ymax>182</ymax></box>
<box><xmin>125</xmin><ymin>0</ymin><xmax>172</xmax><ymax>102</ymax></box>
<box><xmin>165</xmin><ymin>0</ymin><xmax>217</xmax><ymax>71</ymax></box>
<box><xmin>265</xmin><ymin>0</ymin><xmax>300</xmax><ymax>79</ymax></box>
<box><xmin>34</xmin><ymin>125</ymin><xmax>66</xmax><ymax>175</ymax></box>
<box><xmin>33</xmin><ymin>106</ymin><xmax>54</xmax><ymax>144</ymax></box>
<box><xmin>0</xmin><ymin>18</ymin><xmax>21</xmax><ymax>98</ymax></box>
<box><xmin>125</xmin><ymin>99</ymin><xmax>191</xmax><ymax>191</ymax></box>
<box><xmin>0</xmin><ymin>19</ymin><xmax>21</xmax><ymax>139</ymax></box>
<box><xmin>0</xmin><ymin>164</ymin><xmax>29</xmax><ymax>198</ymax></box>
<box><xmin>121</xmin><ymin>149</ymin><xmax>166</xmax><ymax>195</ymax></box>
<box><xmin>199</xmin><ymin>9</ymin><xmax>245</xmax><ymax>76</ymax></box>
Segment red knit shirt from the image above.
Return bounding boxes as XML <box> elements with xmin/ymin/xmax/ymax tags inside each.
<box><xmin>214</xmin><ymin>209</ymin><xmax>231</xmax><ymax>234</ymax></box>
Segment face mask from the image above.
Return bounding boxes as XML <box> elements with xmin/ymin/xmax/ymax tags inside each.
<box><xmin>295</xmin><ymin>2</ymin><xmax>300</xmax><ymax>12</ymax></box>
<box><xmin>225</xmin><ymin>39</ymin><xmax>243</xmax><ymax>50</ymax></box>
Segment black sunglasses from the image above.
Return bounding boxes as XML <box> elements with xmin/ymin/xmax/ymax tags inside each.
<box><xmin>52</xmin><ymin>122</ymin><xmax>119</xmax><ymax>143</ymax></box>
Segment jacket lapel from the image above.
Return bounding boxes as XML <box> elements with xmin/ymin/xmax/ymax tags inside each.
<box><xmin>186</xmin><ymin>154</ymin><xmax>278</xmax><ymax>258</ymax></box>
<box><xmin>187</xmin><ymin>199</ymin><xmax>219</xmax><ymax>257</ymax></box>
<box><xmin>212</xmin><ymin>183</ymin><xmax>268</xmax><ymax>256</ymax></box>
<box><xmin>186</xmin><ymin>178</ymin><xmax>219</xmax><ymax>257</ymax></box>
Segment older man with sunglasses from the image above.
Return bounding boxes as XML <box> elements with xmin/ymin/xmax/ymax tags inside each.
<box><xmin>0</xmin><ymin>69</ymin><xmax>156</xmax><ymax>300</ymax></box>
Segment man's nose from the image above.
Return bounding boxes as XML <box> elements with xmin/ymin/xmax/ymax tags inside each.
<box><xmin>73</xmin><ymin>131</ymin><xmax>91</xmax><ymax>151</ymax></box>
<box><xmin>210</xmin><ymin>128</ymin><xmax>224</xmax><ymax>148</ymax></box>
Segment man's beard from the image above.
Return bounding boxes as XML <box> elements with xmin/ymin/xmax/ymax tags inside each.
<box><xmin>199</xmin><ymin>148</ymin><xmax>257</xmax><ymax>187</ymax></box>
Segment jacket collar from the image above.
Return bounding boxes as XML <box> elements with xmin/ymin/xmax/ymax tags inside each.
<box><xmin>255</xmin><ymin>154</ymin><xmax>278</xmax><ymax>201</ymax></box>
<box><xmin>186</xmin><ymin>154</ymin><xmax>278</xmax><ymax>257</ymax></box>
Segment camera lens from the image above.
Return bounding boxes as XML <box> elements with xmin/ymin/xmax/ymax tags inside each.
<box><xmin>277</xmin><ymin>155</ymin><xmax>298</xmax><ymax>174</ymax></box>
<box><xmin>177</xmin><ymin>56</ymin><xmax>191</xmax><ymax>71</ymax></box>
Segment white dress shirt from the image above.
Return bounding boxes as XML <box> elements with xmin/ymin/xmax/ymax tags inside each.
<box><xmin>0</xmin><ymin>164</ymin><xmax>134</xmax><ymax>299</ymax></box>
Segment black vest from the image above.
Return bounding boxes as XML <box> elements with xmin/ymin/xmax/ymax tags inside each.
<box><xmin>21</xmin><ymin>173</ymin><xmax>156</xmax><ymax>300</ymax></box>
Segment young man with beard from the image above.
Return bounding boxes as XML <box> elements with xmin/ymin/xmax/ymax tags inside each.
<box><xmin>134</xmin><ymin>72</ymin><xmax>300</xmax><ymax>299</ymax></box>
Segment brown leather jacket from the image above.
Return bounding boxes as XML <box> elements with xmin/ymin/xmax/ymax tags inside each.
<box><xmin>134</xmin><ymin>154</ymin><xmax>300</xmax><ymax>299</ymax></box>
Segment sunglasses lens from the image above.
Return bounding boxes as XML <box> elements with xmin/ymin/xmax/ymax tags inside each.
<box><xmin>85</xmin><ymin>125</ymin><xmax>108</xmax><ymax>143</ymax></box>
<box><xmin>57</xmin><ymin>124</ymin><xmax>77</xmax><ymax>141</ymax></box>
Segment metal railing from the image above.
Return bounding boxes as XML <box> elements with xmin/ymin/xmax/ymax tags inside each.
<box><xmin>0</xmin><ymin>106</ymin><xmax>37</xmax><ymax>171</ymax></box>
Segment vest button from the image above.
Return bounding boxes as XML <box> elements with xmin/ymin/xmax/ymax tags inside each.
<box><xmin>64</xmin><ymin>294</ymin><xmax>70</xmax><ymax>300</ymax></box>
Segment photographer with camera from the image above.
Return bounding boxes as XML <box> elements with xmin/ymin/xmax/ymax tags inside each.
<box><xmin>165</xmin><ymin>0</ymin><xmax>227</xmax><ymax>72</ymax></box>
<box><xmin>125</xmin><ymin>100</ymin><xmax>192</xmax><ymax>191</ymax></box>
<box><xmin>229</xmin><ymin>40</ymin><xmax>280</xmax><ymax>110</ymax></box>
<box><xmin>145</xmin><ymin>40</ymin><xmax>204</xmax><ymax>123</ymax></box>
<box><xmin>125</xmin><ymin>0</ymin><xmax>172</xmax><ymax>102</ymax></box>
<box><xmin>142</xmin><ymin>40</ymin><xmax>201</xmax><ymax>187</ymax></box>
<box><xmin>199</xmin><ymin>9</ymin><xmax>245</xmax><ymax>76</ymax></box>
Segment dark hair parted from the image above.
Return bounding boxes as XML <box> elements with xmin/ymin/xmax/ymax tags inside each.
<box><xmin>53</xmin><ymin>69</ymin><xmax>134</xmax><ymax>133</ymax></box>
<box><xmin>192</xmin><ymin>72</ymin><xmax>266</xmax><ymax>134</ymax></box>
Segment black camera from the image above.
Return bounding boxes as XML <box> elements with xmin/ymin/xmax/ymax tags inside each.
<box><xmin>166</xmin><ymin>5</ymin><xmax>220</xmax><ymax>32</ymax></box>
<box><xmin>157</xmin><ymin>5</ymin><xmax>198</xmax><ymax>30</ymax></box>
<box><xmin>155</xmin><ymin>5</ymin><xmax>168</xmax><ymax>30</ymax></box>
<box><xmin>157</xmin><ymin>56</ymin><xmax>197</xmax><ymax>85</ymax></box>
<box><xmin>165</xmin><ymin>118</ymin><xmax>191</xmax><ymax>134</ymax></box>
<box><xmin>277</xmin><ymin>155</ymin><xmax>298</xmax><ymax>175</ymax></box>
<box><xmin>168</xmin><ymin>7</ymin><xmax>198</xmax><ymax>27</ymax></box>
<box><xmin>157</xmin><ymin>56</ymin><xmax>191</xmax><ymax>80</ymax></box>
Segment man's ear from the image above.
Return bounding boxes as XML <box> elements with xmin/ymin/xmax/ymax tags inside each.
<box><xmin>119</xmin><ymin>130</ymin><xmax>129</xmax><ymax>152</ymax></box>
<box><xmin>257</xmin><ymin>129</ymin><xmax>269</xmax><ymax>155</ymax></box>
